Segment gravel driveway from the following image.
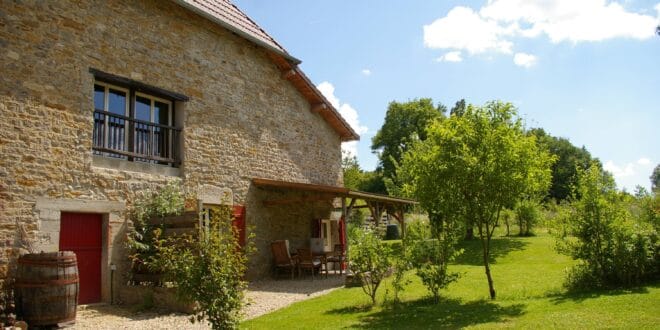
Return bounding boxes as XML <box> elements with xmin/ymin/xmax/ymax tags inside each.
<box><xmin>72</xmin><ymin>274</ymin><xmax>345</xmax><ymax>329</ymax></box>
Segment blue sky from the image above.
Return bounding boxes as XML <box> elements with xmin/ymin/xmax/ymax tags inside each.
<box><xmin>235</xmin><ymin>0</ymin><xmax>660</xmax><ymax>191</ymax></box>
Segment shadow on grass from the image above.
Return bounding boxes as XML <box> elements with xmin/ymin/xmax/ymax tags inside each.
<box><xmin>452</xmin><ymin>237</ymin><xmax>529</xmax><ymax>266</ymax></box>
<box><xmin>326</xmin><ymin>297</ymin><xmax>525</xmax><ymax>329</ymax></box>
<box><xmin>549</xmin><ymin>281</ymin><xmax>658</xmax><ymax>304</ymax></box>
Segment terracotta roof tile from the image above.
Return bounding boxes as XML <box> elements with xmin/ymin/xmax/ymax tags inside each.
<box><xmin>176</xmin><ymin>0</ymin><xmax>297</xmax><ymax>62</ymax></box>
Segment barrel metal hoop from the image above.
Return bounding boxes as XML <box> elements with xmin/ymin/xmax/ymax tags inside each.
<box><xmin>18</xmin><ymin>258</ymin><xmax>77</xmax><ymax>267</ymax></box>
<box><xmin>15</xmin><ymin>277</ymin><xmax>80</xmax><ymax>287</ymax></box>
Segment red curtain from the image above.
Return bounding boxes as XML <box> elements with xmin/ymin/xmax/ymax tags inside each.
<box><xmin>339</xmin><ymin>216</ymin><xmax>346</xmax><ymax>249</ymax></box>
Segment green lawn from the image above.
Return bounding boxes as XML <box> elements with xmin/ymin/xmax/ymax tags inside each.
<box><xmin>242</xmin><ymin>231</ymin><xmax>660</xmax><ymax>329</ymax></box>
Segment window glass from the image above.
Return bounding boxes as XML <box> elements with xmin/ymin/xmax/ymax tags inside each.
<box><xmin>135</xmin><ymin>96</ymin><xmax>151</xmax><ymax>122</ymax></box>
<box><xmin>108</xmin><ymin>88</ymin><xmax>126</xmax><ymax>116</ymax></box>
<box><xmin>94</xmin><ymin>85</ymin><xmax>105</xmax><ymax>111</ymax></box>
<box><xmin>154</xmin><ymin>101</ymin><xmax>169</xmax><ymax>125</ymax></box>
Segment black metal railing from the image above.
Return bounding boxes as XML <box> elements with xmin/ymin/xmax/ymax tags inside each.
<box><xmin>93</xmin><ymin>110</ymin><xmax>181</xmax><ymax>166</ymax></box>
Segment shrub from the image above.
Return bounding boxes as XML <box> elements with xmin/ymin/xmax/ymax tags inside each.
<box><xmin>154</xmin><ymin>206</ymin><xmax>253</xmax><ymax>329</ymax></box>
<box><xmin>126</xmin><ymin>182</ymin><xmax>184</xmax><ymax>273</ymax></box>
<box><xmin>515</xmin><ymin>200</ymin><xmax>541</xmax><ymax>236</ymax></box>
<box><xmin>500</xmin><ymin>208</ymin><xmax>514</xmax><ymax>236</ymax></box>
<box><xmin>556</xmin><ymin>164</ymin><xmax>659</xmax><ymax>289</ymax></box>
<box><xmin>348</xmin><ymin>227</ymin><xmax>392</xmax><ymax>305</ymax></box>
<box><xmin>404</xmin><ymin>220</ymin><xmax>461</xmax><ymax>303</ymax></box>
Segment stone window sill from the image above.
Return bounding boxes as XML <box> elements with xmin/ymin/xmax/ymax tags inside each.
<box><xmin>92</xmin><ymin>155</ymin><xmax>181</xmax><ymax>177</ymax></box>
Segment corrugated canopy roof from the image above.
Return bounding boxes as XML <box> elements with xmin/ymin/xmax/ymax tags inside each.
<box><xmin>173</xmin><ymin>0</ymin><xmax>359</xmax><ymax>141</ymax></box>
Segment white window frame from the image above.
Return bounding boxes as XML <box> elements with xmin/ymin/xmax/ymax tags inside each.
<box><xmin>94</xmin><ymin>82</ymin><xmax>129</xmax><ymax>152</ymax></box>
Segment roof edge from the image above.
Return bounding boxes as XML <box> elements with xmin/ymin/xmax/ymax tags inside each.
<box><xmin>252</xmin><ymin>178</ymin><xmax>417</xmax><ymax>205</ymax></box>
<box><xmin>292</xmin><ymin>67</ymin><xmax>360</xmax><ymax>142</ymax></box>
<box><xmin>172</xmin><ymin>0</ymin><xmax>302</xmax><ymax>65</ymax></box>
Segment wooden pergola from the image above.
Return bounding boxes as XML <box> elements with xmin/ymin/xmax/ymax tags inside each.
<box><xmin>252</xmin><ymin>178</ymin><xmax>418</xmax><ymax>237</ymax></box>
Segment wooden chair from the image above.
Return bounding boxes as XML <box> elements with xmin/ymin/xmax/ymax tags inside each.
<box><xmin>271</xmin><ymin>240</ymin><xmax>296</xmax><ymax>279</ymax></box>
<box><xmin>297</xmin><ymin>248</ymin><xmax>323</xmax><ymax>280</ymax></box>
<box><xmin>326</xmin><ymin>244</ymin><xmax>345</xmax><ymax>275</ymax></box>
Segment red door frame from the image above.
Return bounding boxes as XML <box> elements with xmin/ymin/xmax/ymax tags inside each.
<box><xmin>60</xmin><ymin>212</ymin><xmax>103</xmax><ymax>304</ymax></box>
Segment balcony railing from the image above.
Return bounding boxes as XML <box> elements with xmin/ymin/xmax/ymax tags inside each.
<box><xmin>93</xmin><ymin>110</ymin><xmax>181</xmax><ymax>166</ymax></box>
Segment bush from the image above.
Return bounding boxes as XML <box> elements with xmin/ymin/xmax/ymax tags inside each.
<box><xmin>556</xmin><ymin>164</ymin><xmax>659</xmax><ymax>289</ymax></box>
<box><xmin>404</xmin><ymin>220</ymin><xmax>461</xmax><ymax>303</ymax></box>
<box><xmin>515</xmin><ymin>200</ymin><xmax>541</xmax><ymax>236</ymax></box>
<box><xmin>154</xmin><ymin>206</ymin><xmax>253</xmax><ymax>329</ymax></box>
<box><xmin>348</xmin><ymin>227</ymin><xmax>392</xmax><ymax>305</ymax></box>
<box><xmin>126</xmin><ymin>182</ymin><xmax>184</xmax><ymax>273</ymax></box>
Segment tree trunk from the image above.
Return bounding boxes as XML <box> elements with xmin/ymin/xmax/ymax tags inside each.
<box><xmin>484</xmin><ymin>257</ymin><xmax>496</xmax><ymax>299</ymax></box>
<box><xmin>465</xmin><ymin>227</ymin><xmax>474</xmax><ymax>240</ymax></box>
<box><xmin>480</xmin><ymin>227</ymin><xmax>496</xmax><ymax>300</ymax></box>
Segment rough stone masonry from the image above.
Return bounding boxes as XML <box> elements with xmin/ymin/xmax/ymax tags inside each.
<box><xmin>0</xmin><ymin>0</ymin><xmax>344</xmax><ymax>303</ymax></box>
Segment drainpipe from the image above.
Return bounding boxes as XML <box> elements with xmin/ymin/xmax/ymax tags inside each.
<box><xmin>110</xmin><ymin>263</ymin><xmax>116</xmax><ymax>304</ymax></box>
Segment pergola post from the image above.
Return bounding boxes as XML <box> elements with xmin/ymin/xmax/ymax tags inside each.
<box><xmin>341</xmin><ymin>197</ymin><xmax>348</xmax><ymax>272</ymax></box>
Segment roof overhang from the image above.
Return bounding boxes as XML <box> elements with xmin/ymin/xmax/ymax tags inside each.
<box><xmin>252</xmin><ymin>178</ymin><xmax>417</xmax><ymax>206</ymax></box>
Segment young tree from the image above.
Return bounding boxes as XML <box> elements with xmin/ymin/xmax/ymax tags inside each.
<box><xmin>401</xmin><ymin>101</ymin><xmax>553</xmax><ymax>299</ymax></box>
<box><xmin>404</xmin><ymin>220</ymin><xmax>461</xmax><ymax>303</ymax></box>
<box><xmin>348</xmin><ymin>227</ymin><xmax>392</xmax><ymax>305</ymax></box>
<box><xmin>154</xmin><ymin>206</ymin><xmax>253</xmax><ymax>329</ymax></box>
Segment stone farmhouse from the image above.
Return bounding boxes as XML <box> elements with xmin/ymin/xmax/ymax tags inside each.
<box><xmin>0</xmin><ymin>0</ymin><xmax>414</xmax><ymax>306</ymax></box>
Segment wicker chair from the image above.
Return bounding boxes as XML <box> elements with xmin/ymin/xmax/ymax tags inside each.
<box><xmin>297</xmin><ymin>248</ymin><xmax>323</xmax><ymax>280</ymax></box>
<box><xmin>271</xmin><ymin>240</ymin><xmax>296</xmax><ymax>279</ymax></box>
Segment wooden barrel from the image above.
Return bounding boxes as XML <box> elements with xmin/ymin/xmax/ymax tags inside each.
<box><xmin>15</xmin><ymin>251</ymin><xmax>79</xmax><ymax>326</ymax></box>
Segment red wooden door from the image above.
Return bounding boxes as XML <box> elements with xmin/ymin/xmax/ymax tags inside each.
<box><xmin>60</xmin><ymin>212</ymin><xmax>102</xmax><ymax>304</ymax></box>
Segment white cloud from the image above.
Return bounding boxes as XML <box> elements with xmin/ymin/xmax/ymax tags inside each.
<box><xmin>316</xmin><ymin>81</ymin><xmax>368</xmax><ymax>157</ymax></box>
<box><xmin>513</xmin><ymin>52</ymin><xmax>537</xmax><ymax>67</ymax></box>
<box><xmin>637</xmin><ymin>157</ymin><xmax>651</xmax><ymax>165</ymax></box>
<box><xmin>424</xmin><ymin>1</ymin><xmax>659</xmax><ymax>63</ymax></box>
<box><xmin>361</xmin><ymin>69</ymin><xmax>371</xmax><ymax>76</ymax></box>
<box><xmin>423</xmin><ymin>6</ymin><xmax>513</xmax><ymax>54</ymax></box>
<box><xmin>436</xmin><ymin>51</ymin><xmax>463</xmax><ymax>62</ymax></box>
<box><xmin>604</xmin><ymin>158</ymin><xmax>657</xmax><ymax>191</ymax></box>
<box><xmin>480</xmin><ymin>0</ymin><xmax>658</xmax><ymax>43</ymax></box>
<box><xmin>604</xmin><ymin>160</ymin><xmax>635</xmax><ymax>178</ymax></box>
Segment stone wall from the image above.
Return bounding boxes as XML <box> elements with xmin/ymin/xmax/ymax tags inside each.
<box><xmin>0</xmin><ymin>0</ymin><xmax>343</xmax><ymax>298</ymax></box>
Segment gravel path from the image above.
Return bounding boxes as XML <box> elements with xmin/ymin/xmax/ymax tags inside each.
<box><xmin>72</xmin><ymin>274</ymin><xmax>345</xmax><ymax>329</ymax></box>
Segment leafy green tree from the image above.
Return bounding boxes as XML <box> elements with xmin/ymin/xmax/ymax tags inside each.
<box><xmin>401</xmin><ymin>101</ymin><xmax>554</xmax><ymax>299</ymax></box>
<box><xmin>371</xmin><ymin>98</ymin><xmax>446</xmax><ymax>193</ymax></box>
<box><xmin>341</xmin><ymin>151</ymin><xmax>387</xmax><ymax>194</ymax></box>
<box><xmin>651</xmin><ymin>163</ymin><xmax>660</xmax><ymax>192</ymax></box>
<box><xmin>450</xmin><ymin>98</ymin><xmax>466</xmax><ymax>117</ymax></box>
<box><xmin>342</xmin><ymin>151</ymin><xmax>363</xmax><ymax>190</ymax></box>
<box><xmin>529</xmin><ymin>128</ymin><xmax>598</xmax><ymax>202</ymax></box>
<box><xmin>348</xmin><ymin>227</ymin><xmax>392</xmax><ymax>305</ymax></box>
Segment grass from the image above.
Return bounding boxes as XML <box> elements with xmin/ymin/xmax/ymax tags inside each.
<box><xmin>241</xmin><ymin>230</ymin><xmax>660</xmax><ymax>329</ymax></box>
